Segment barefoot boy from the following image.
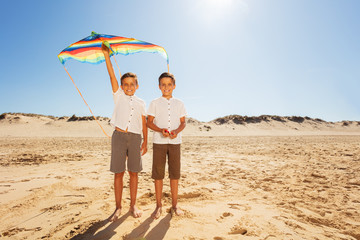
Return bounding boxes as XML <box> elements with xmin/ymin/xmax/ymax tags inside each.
<box><xmin>102</xmin><ymin>44</ymin><xmax>148</xmax><ymax>221</ymax></box>
<box><xmin>147</xmin><ymin>72</ymin><xmax>186</xmax><ymax>219</ymax></box>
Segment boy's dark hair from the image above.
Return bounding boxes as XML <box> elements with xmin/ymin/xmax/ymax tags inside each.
<box><xmin>121</xmin><ymin>72</ymin><xmax>138</xmax><ymax>85</ymax></box>
<box><xmin>158</xmin><ymin>72</ymin><xmax>175</xmax><ymax>85</ymax></box>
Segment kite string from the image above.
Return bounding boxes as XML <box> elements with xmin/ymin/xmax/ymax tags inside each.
<box><xmin>63</xmin><ymin>66</ymin><xmax>111</xmax><ymax>139</ymax></box>
<box><xmin>112</xmin><ymin>55</ymin><xmax>122</xmax><ymax>79</ymax></box>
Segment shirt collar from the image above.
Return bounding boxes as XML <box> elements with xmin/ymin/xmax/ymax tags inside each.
<box><xmin>161</xmin><ymin>96</ymin><xmax>173</xmax><ymax>101</ymax></box>
<box><xmin>121</xmin><ymin>89</ymin><xmax>134</xmax><ymax>100</ymax></box>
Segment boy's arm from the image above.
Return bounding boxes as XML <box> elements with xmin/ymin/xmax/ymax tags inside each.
<box><xmin>141</xmin><ymin>115</ymin><xmax>148</xmax><ymax>156</ymax></box>
<box><xmin>147</xmin><ymin>115</ymin><xmax>170</xmax><ymax>137</ymax></box>
<box><xmin>101</xmin><ymin>43</ymin><xmax>119</xmax><ymax>93</ymax></box>
<box><xmin>169</xmin><ymin>116</ymin><xmax>186</xmax><ymax>139</ymax></box>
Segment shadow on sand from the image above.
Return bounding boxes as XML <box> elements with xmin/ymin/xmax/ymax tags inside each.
<box><xmin>144</xmin><ymin>213</ymin><xmax>171</xmax><ymax>240</ymax></box>
<box><xmin>70</xmin><ymin>212</ymin><xmax>131</xmax><ymax>240</ymax></box>
<box><xmin>123</xmin><ymin>213</ymin><xmax>171</xmax><ymax>240</ymax></box>
<box><xmin>123</xmin><ymin>216</ymin><xmax>154</xmax><ymax>239</ymax></box>
<box><xmin>71</xmin><ymin>212</ymin><xmax>172</xmax><ymax>240</ymax></box>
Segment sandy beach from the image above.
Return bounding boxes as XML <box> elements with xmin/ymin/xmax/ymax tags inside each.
<box><xmin>1</xmin><ymin>113</ymin><xmax>360</xmax><ymax>239</ymax></box>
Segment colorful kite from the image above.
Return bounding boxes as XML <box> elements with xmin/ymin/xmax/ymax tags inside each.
<box><xmin>58</xmin><ymin>31</ymin><xmax>169</xmax><ymax>68</ymax></box>
<box><xmin>58</xmin><ymin>31</ymin><xmax>169</xmax><ymax>137</ymax></box>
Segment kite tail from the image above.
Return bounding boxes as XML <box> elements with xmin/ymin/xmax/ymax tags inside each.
<box><xmin>167</xmin><ymin>63</ymin><xmax>169</xmax><ymax>73</ymax></box>
<box><xmin>63</xmin><ymin>66</ymin><xmax>111</xmax><ymax>139</ymax></box>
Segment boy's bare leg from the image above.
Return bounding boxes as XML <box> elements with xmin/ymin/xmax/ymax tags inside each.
<box><xmin>151</xmin><ymin>179</ymin><xmax>163</xmax><ymax>219</ymax></box>
<box><xmin>109</xmin><ymin>172</ymin><xmax>124</xmax><ymax>222</ymax></box>
<box><xmin>129</xmin><ymin>171</ymin><xmax>142</xmax><ymax>218</ymax></box>
<box><xmin>170</xmin><ymin>179</ymin><xmax>183</xmax><ymax>216</ymax></box>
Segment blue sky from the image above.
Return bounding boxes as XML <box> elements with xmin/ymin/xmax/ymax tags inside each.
<box><xmin>0</xmin><ymin>0</ymin><xmax>359</xmax><ymax>122</ymax></box>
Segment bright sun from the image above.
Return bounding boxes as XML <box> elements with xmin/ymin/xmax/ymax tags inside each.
<box><xmin>192</xmin><ymin>0</ymin><xmax>248</xmax><ymax>26</ymax></box>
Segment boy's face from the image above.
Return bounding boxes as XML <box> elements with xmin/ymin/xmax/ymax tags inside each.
<box><xmin>121</xmin><ymin>77</ymin><xmax>138</xmax><ymax>96</ymax></box>
<box><xmin>159</xmin><ymin>77</ymin><xmax>175</xmax><ymax>98</ymax></box>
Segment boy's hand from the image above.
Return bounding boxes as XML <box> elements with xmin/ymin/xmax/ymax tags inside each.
<box><xmin>162</xmin><ymin>129</ymin><xmax>170</xmax><ymax>138</ymax></box>
<box><xmin>101</xmin><ymin>43</ymin><xmax>110</xmax><ymax>55</ymax></box>
<box><xmin>141</xmin><ymin>142</ymin><xmax>147</xmax><ymax>156</ymax></box>
<box><xmin>169</xmin><ymin>130</ymin><xmax>177</xmax><ymax>139</ymax></box>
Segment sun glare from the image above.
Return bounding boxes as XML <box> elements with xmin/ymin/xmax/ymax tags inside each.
<box><xmin>192</xmin><ymin>0</ymin><xmax>248</xmax><ymax>26</ymax></box>
<box><xmin>207</xmin><ymin>0</ymin><xmax>233</xmax><ymax>7</ymax></box>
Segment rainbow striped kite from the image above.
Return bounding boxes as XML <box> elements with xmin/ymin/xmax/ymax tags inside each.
<box><xmin>58</xmin><ymin>31</ymin><xmax>169</xmax><ymax>67</ymax></box>
<box><xmin>58</xmin><ymin>32</ymin><xmax>170</xmax><ymax>137</ymax></box>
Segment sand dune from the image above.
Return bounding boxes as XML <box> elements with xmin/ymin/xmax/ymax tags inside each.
<box><xmin>1</xmin><ymin>113</ymin><xmax>360</xmax><ymax>137</ymax></box>
<box><xmin>1</xmin><ymin>113</ymin><xmax>360</xmax><ymax>239</ymax></box>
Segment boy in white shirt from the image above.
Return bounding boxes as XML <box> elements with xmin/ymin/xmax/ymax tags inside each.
<box><xmin>102</xmin><ymin>44</ymin><xmax>148</xmax><ymax>221</ymax></box>
<box><xmin>147</xmin><ymin>72</ymin><xmax>186</xmax><ymax>219</ymax></box>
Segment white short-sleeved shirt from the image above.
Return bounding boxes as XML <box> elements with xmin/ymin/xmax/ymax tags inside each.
<box><xmin>110</xmin><ymin>89</ymin><xmax>146</xmax><ymax>135</ymax></box>
<box><xmin>147</xmin><ymin>97</ymin><xmax>186</xmax><ymax>144</ymax></box>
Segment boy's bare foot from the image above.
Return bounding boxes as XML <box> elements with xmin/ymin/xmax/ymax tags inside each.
<box><xmin>151</xmin><ymin>206</ymin><xmax>162</xmax><ymax>219</ymax></box>
<box><xmin>171</xmin><ymin>206</ymin><xmax>184</xmax><ymax>216</ymax></box>
<box><xmin>108</xmin><ymin>208</ymin><xmax>122</xmax><ymax>222</ymax></box>
<box><xmin>130</xmin><ymin>205</ymin><xmax>142</xmax><ymax>218</ymax></box>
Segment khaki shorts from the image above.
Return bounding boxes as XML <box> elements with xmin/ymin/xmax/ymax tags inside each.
<box><xmin>110</xmin><ymin>130</ymin><xmax>142</xmax><ymax>173</ymax></box>
<box><xmin>152</xmin><ymin>144</ymin><xmax>181</xmax><ymax>180</ymax></box>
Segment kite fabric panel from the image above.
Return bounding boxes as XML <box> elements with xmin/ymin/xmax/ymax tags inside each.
<box><xmin>58</xmin><ymin>32</ymin><xmax>169</xmax><ymax>65</ymax></box>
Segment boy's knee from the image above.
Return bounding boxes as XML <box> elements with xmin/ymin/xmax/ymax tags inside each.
<box><xmin>115</xmin><ymin>172</ymin><xmax>125</xmax><ymax>178</ymax></box>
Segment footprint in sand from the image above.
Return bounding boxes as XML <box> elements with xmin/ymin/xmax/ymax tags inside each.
<box><xmin>217</xmin><ymin>212</ymin><xmax>234</xmax><ymax>222</ymax></box>
<box><xmin>41</xmin><ymin>204</ymin><xmax>64</xmax><ymax>212</ymax></box>
<box><xmin>2</xmin><ymin>227</ymin><xmax>42</xmax><ymax>237</ymax></box>
<box><xmin>178</xmin><ymin>192</ymin><xmax>202</xmax><ymax>199</ymax></box>
<box><xmin>222</xmin><ymin>212</ymin><xmax>233</xmax><ymax>217</ymax></box>
<box><xmin>227</xmin><ymin>203</ymin><xmax>250</xmax><ymax>211</ymax></box>
<box><xmin>0</xmin><ymin>184</ymin><xmax>11</xmax><ymax>187</ymax></box>
<box><xmin>228</xmin><ymin>226</ymin><xmax>247</xmax><ymax>235</ymax></box>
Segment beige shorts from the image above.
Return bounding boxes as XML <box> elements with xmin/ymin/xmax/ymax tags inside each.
<box><xmin>110</xmin><ymin>130</ymin><xmax>142</xmax><ymax>173</ymax></box>
<box><xmin>152</xmin><ymin>144</ymin><xmax>181</xmax><ymax>180</ymax></box>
